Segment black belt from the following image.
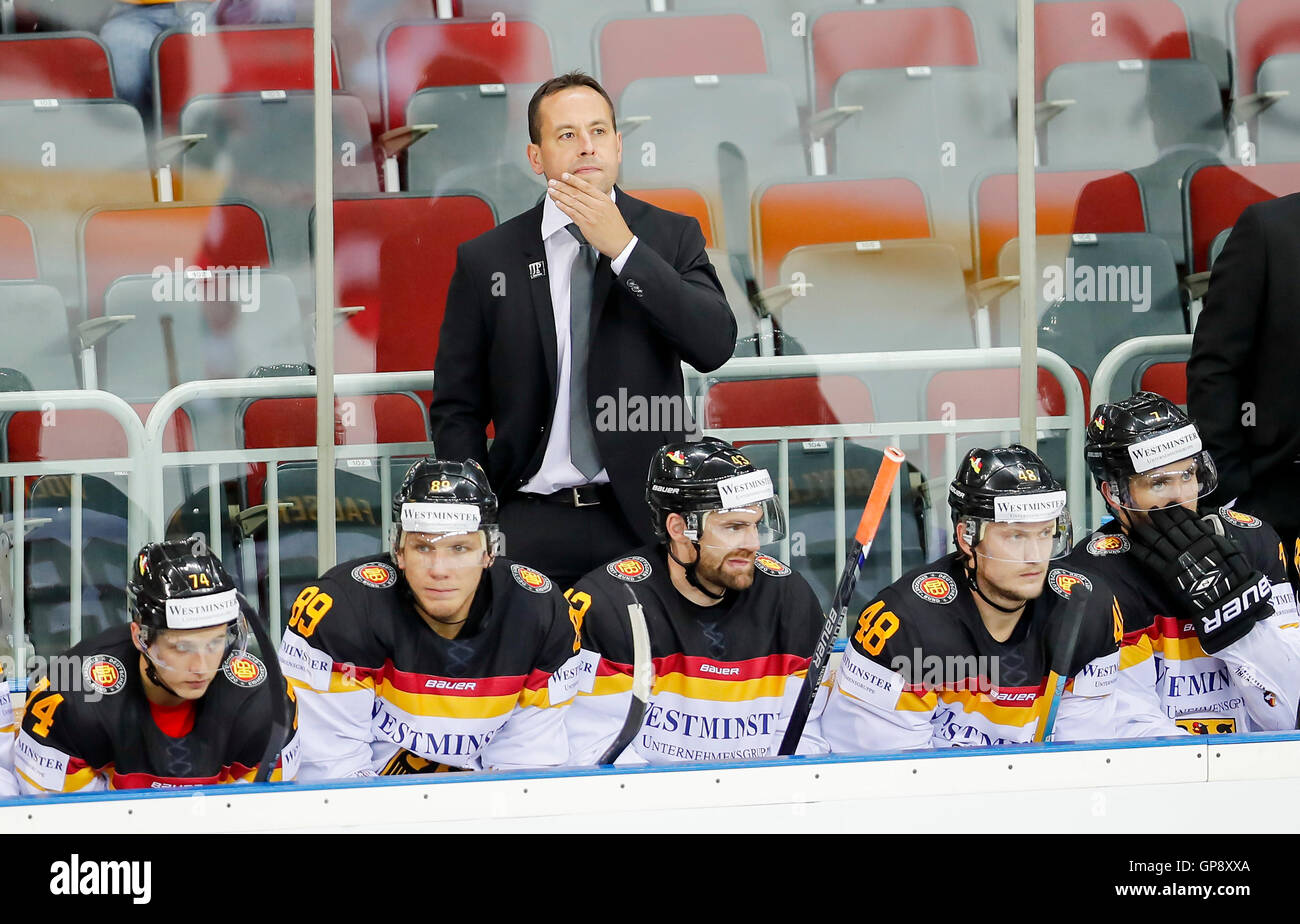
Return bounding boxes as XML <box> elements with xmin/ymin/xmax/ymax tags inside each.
<box><xmin>514</xmin><ymin>484</ymin><xmax>614</xmax><ymax>508</ymax></box>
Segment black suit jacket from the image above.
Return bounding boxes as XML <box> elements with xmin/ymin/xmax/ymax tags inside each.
<box><xmin>1188</xmin><ymin>191</ymin><xmax>1300</xmax><ymax>527</ymax></box>
<box><xmin>429</xmin><ymin>187</ymin><xmax>736</xmax><ymax>542</ymax></box>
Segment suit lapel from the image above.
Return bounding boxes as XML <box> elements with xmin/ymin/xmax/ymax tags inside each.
<box><xmin>521</xmin><ymin>207</ymin><xmax>558</xmax><ymax>396</ymax></box>
<box><xmin>590</xmin><ymin>188</ymin><xmax>639</xmax><ymax>335</ymax></box>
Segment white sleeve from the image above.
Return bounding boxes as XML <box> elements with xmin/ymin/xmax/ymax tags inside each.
<box><xmin>1216</xmin><ymin>619</ymin><xmax>1300</xmax><ymax>731</ymax></box>
<box><xmin>1107</xmin><ymin>638</ymin><xmax>1188</xmax><ymax>738</ymax></box>
<box><xmin>563</xmin><ymin>649</ymin><xmax>647</xmax><ymax>766</ymax></box>
<box><xmin>819</xmin><ymin>646</ymin><xmax>934</xmax><ymax>753</ymax></box>
<box><xmin>0</xmin><ymin>681</ymin><xmax>17</xmax><ymax>798</ymax></box>
<box><xmin>277</xmin><ymin>628</ymin><xmax>375</xmax><ymax>780</ymax></box>
<box><xmin>479</xmin><ymin>654</ymin><xmax>582</xmax><ymax>770</ymax></box>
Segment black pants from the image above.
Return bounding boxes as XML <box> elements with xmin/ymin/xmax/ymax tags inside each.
<box><xmin>499</xmin><ymin>493</ymin><xmax>641</xmax><ymax>592</ymax></box>
<box><xmin>1239</xmin><ymin>470</ymin><xmax>1300</xmax><ymax>588</ymax></box>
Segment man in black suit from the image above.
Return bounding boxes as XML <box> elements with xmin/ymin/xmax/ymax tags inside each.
<box><xmin>429</xmin><ymin>72</ymin><xmax>737</xmax><ymax>590</ymax></box>
<box><xmin>1188</xmin><ymin>191</ymin><xmax>1300</xmax><ymax>586</ymax></box>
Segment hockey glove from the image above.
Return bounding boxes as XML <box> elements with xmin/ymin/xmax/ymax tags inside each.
<box><xmin>1127</xmin><ymin>504</ymin><xmax>1272</xmax><ymax>655</ymax></box>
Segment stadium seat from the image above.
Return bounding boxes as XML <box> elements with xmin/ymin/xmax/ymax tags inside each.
<box><xmin>0</xmin><ymin>283</ymin><xmax>80</xmax><ymax>390</ymax></box>
<box><xmin>403</xmin><ymin>83</ymin><xmax>543</xmax><ymax>220</ymax></box>
<box><xmin>1253</xmin><ymin>55</ymin><xmax>1300</xmax><ymax>162</ymax></box>
<box><xmin>332</xmin><ymin>0</ymin><xmax>434</xmax><ymax>136</ymax></box>
<box><xmin>379</xmin><ymin>18</ymin><xmax>553</xmax><ymax>133</ymax></box>
<box><xmin>178</xmin><ymin>92</ymin><xmax>379</xmax><ymax>288</ymax></box>
<box><xmin>595</xmin><ymin>12</ymin><xmax>768</xmax><ymax>106</ymax></box>
<box><xmin>1034</xmin><ymin>0</ymin><xmax>1192</xmax><ymax>99</ymax></box>
<box><xmin>973</xmin><ymin>169</ymin><xmax>1147</xmax><ymax>279</ymax></box>
<box><xmin>1181</xmin><ymin>161</ymin><xmax>1300</xmax><ymax>272</ymax></box>
<box><xmin>0</xmin><ymin>213</ymin><xmax>37</xmax><ymax>280</ymax></box>
<box><xmin>0</xmin><ymin>33</ymin><xmax>115</xmax><ymax>101</ymax></box>
<box><xmin>830</xmin><ymin>65</ymin><xmax>1014</xmax><ymax>271</ymax></box>
<box><xmin>99</xmin><ymin>272</ymin><xmax>308</xmax><ymax>401</ymax></box>
<box><xmin>7</xmin><ymin>0</ymin><xmax>116</xmax><ymax>33</ymax></box>
<box><xmin>1173</xmin><ymin>0</ymin><xmax>1233</xmax><ymax>89</ymax></box>
<box><xmin>1135</xmin><ymin>359</ymin><xmax>1189</xmax><ymax>404</ymax></box>
<box><xmin>705</xmin><ymin>376</ymin><xmax>876</xmax><ymax>431</ymax></box>
<box><xmin>958</xmin><ymin>0</ymin><xmax>1020</xmax><ymax>96</ymax></box>
<box><xmin>153</xmin><ymin>25</ymin><xmax>340</xmax><ymax>135</ymax></box>
<box><xmin>459</xmin><ymin>0</ymin><xmax>647</xmax><ymax>75</ymax></box>
<box><xmin>1040</xmin><ymin>58</ymin><xmax>1227</xmax><ymax>169</ymax></box>
<box><xmin>626</xmin><ymin>187</ymin><xmax>715</xmax><ymax>249</ymax></box>
<box><xmin>752</xmin><ymin>177</ymin><xmax>931</xmax><ymax>289</ymax></box>
<box><xmin>0</xmin><ymin>99</ymin><xmax>152</xmax><ymax>298</ymax></box>
<box><xmin>810</xmin><ymin>5</ymin><xmax>979</xmax><ymax>112</ymax></box>
<box><xmin>616</xmin><ymin>75</ymin><xmax>807</xmax><ymax>268</ymax></box>
<box><xmin>1230</xmin><ymin>0</ymin><xmax>1300</xmax><ymax>101</ymax></box>
<box><xmin>328</xmin><ymin>193</ymin><xmax>496</xmax><ymax>382</ymax></box>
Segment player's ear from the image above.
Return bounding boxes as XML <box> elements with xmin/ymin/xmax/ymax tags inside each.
<box><xmin>129</xmin><ymin>621</ymin><xmax>145</xmax><ymax>653</ymax></box>
<box><xmin>527</xmin><ymin>142</ymin><xmax>544</xmax><ymax>177</ymax></box>
<box><xmin>666</xmin><ymin>512</ymin><xmax>689</xmax><ymax>543</ymax></box>
<box><xmin>954</xmin><ymin>520</ymin><xmax>975</xmax><ymax>561</ymax></box>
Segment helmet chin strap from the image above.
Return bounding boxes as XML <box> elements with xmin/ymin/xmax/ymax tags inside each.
<box><xmin>962</xmin><ymin>556</ymin><xmax>1025</xmax><ymax>616</ymax></box>
<box><xmin>665</xmin><ymin>540</ymin><xmax>727</xmax><ymax>601</ymax></box>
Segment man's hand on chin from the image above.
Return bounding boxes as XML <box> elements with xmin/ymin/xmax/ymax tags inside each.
<box><xmin>547</xmin><ymin>172</ymin><xmax>634</xmax><ymax>258</ymax></box>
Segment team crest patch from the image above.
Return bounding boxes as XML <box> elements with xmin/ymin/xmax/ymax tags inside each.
<box><xmin>82</xmin><ymin>654</ymin><xmax>127</xmax><ymax>696</ymax></box>
<box><xmin>1220</xmin><ymin>507</ymin><xmax>1262</xmax><ymax>529</ymax></box>
<box><xmin>510</xmin><ymin>563</ymin><xmax>552</xmax><ymax>593</ymax></box>
<box><xmin>223</xmin><ymin>652</ymin><xmax>266</xmax><ymax>688</ymax></box>
<box><xmin>754</xmin><ymin>553</ymin><xmax>791</xmax><ymax>577</ymax></box>
<box><xmin>1087</xmin><ymin>534</ymin><xmax>1131</xmax><ymax>556</ymax></box>
<box><xmin>607</xmin><ymin>556</ymin><xmax>652</xmax><ymax>582</ymax></box>
<box><xmin>1048</xmin><ymin>568</ymin><xmax>1093</xmax><ymax>599</ymax></box>
<box><xmin>911</xmin><ymin>572</ymin><xmax>957</xmax><ymax>604</ymax></box>
<box><xmin>351</xmin><ymin>562</ymin><xmax>397</xmax><ymax>589</ymax></box>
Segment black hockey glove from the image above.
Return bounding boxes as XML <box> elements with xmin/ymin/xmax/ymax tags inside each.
<box><xmin>1127</xmin><ymin>504</ymin><xmax>1272</xmax><ymax>655</ymax></box>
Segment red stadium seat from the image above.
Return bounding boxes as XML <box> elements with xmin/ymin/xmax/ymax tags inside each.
<box><xmin>974</xmin><ymin>169</ymin><xmax>1146</xmax><ymax>278</ymax></box>
<box><xmin>330</xmin><ymin>193</ymin><xmax>496</xmax><ymax>381</ymax></box>
<box><xmin>625</xmin><ymin>187</ymin><xmax>715</xmax><ymax>249</ymax></box>
<box><xmin>811</xmin><ymin>5</ymin><xmax>979</xmax><ymax>110</ymax></box>
<box><xmin>0</xmin><ymin>213</ymin><xmax>37</xmax><ymax>280</ymax></box>
<box><xmin>1035</xmin><ymin>0</ymin><xmax>1191</xmax><ymax>97</ymax></box>
<box><xmin>753</xmin><ymin>177</ymin><xmax>931</xmax><ymax>288</ymax></box>
<box><xmin>0</xmin><ymin>33</ymin><xmax>115</xmax><ymax>101</ymax></box>
<box><xmin>153</xmin><ymin>26</ymin><xmax>341</xmax><ymax>135</ymax></box>
<box><xmin>333</xmin><ymin>0</ymin><xmax>434</xmax><ymax>135</ymax></box>
<box><xmin>79</xmin><ymin>203</ymin><xmax>271</xmax><ymax>321</ymax></box>
<box><xmin>1137</xmin><ymin>360</ymin><xmax>1188</xmax><ymax>404</ymax></box>
<box><xmin>1231</xmin><ymin>0</ymin><xmax>1300</xmax><ymax>96</ymax></box>
<box><xmin>597</xmin><ymin>13</ymin><xmax>766</xmax><ymax>105</ymax></box>
<box><xmin>1183</xmin><ymin>161</ymin><xmax>1300</xmax><ymax>272</ymax></box>
<box><xmin>704</xmin><ymin>376</ymin><xmax>875</xmax><ymax>430</ymax></box>
<box><xmin>380</xmin><ymin>19</ymin><xmax>553</xmax><ymax>131</ymax></box>
<box><xmin>5</xmin><ymin>404</ymin><xmax>193</xmax><ymax>466</ymax></box>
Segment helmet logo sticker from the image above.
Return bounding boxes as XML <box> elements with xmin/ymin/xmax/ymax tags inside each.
<box><xmin>83</xmin><ymin>655</ymin><xmax>127</xmax><ymax>696</ymax></box>
<box><xmin>352</xmin><ymin>562</ymin><xmax>397</xmax><ymax>589</ymax></box>
<box><xmin>138</xmin><ymin>553</ymin><xmax>147</xmax><ymax>576</ymax></box>
<box><xmin>1093</xmin><ymin>416</ymin><xmax>1105</xmax><ymax>430</ymax></box>
<box><xmin>754</xmin><ymin>554</ymin><xmax>791</xmax><ymax>577</ymax></box>
<box><xmin>1087</xmin><ymin>534</ymin><xmax>1131</xmax><ymax>556</ymax></box>
<box><xmin>993</xmin><ymin>490</ymin><xmax>1067</xmax><ymax>523</ymax></box>
<box><xmin>164</xmin><ymin>588</ymin><xmax>239</xmax><ymax>630</ymax></box>
<box><xmin>608</xmin><ymin>556</ymin><xmax>652</xmax><ymax>582</ymax></box>
<box><xmin>1049</xmin><ymin>568</ymin><xmax>1093</xmax><ymax>599</ymax></box>
<box><xmin>511</xmin><ymin>563</ymin><xmax>553</xmax><ymax>593</ymax></box>
<box><xmin>1220</xmin><ymin>507</ymin><xmax>1262</xmax><ymax>529</ymax></box>
<box><xmin>400</xmin><ymin>502</ymin><xmax>480</xmax><ymax>534</ymax></box>
<box><xmin>666</xmin><ymin>450</ymin><xmax>687</xmax><ymax>466</ymax></box>
<box><xmin>1017</xmin><ymin>467</ymin><xmax>1040</xmax><ymax>482</ymax></box>
<box><xmin>223</xmin><ymin>652</ymin><xmax>265</xmax><ymax>688</ymax></box>
<box><xmin>1126</xmin><ymin>424</ymin><xmax>1202</xmax><ymax>474</ymax></box>
<box><xmin>970</xmin><ymin>457</ymin><xmax>983</xmax><ymax>473</ymax></box>
<box><xmin>912</xmin><ymin>572</ymin><xmax>957</xmax><ymax>604</ymax></box>
<box><xmin>716</xmin><ymin>470</ymin><xmax>774</xmax><ymax>507</ymax></box>
<box><xmin>729</xmin><ymin>454</ymin><xmax>750</xmax><ymax>466</ymax></box>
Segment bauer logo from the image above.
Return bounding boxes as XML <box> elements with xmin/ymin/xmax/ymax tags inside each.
<box><xmin>1087</xmin><ymin>534</ymin><xmax>1131</xmax><ymax>556</ymax></box>
<box><xmin>1049</xmin><ymin>568</ymin><xmax>1093</xmax><ymax>599</ymax></box>
<box><xmin>912</xmin><ymin>572</ymin><xmax>958</xmax><ymax>604</ymax></box>
<box><xmin>1126</xmin><ymin>424</ymin><xmax>1201</xmax><ymax>473</ymax></box>
<box><xmin>351</xmin><ymin>562</ymin><xmax>397</xmax><ymax>588</ymax></box>
<box><xmin>608</xmin><ymin>556</ymin><xmax>651</xmax><ymax>582</ymax></box>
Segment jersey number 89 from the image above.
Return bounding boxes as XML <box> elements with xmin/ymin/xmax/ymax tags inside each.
<box><xmin>289</xmin><ymin>586</ymin><xmax>334</xmax><ymax>638</ymax></box>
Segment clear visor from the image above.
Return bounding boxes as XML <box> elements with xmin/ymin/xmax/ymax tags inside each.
<box><xmin>141</xmin><ymin>618</ymin><xmax>249</xmax><ymax>677</ymax></box>
<box><xmin>961</xmin><ymin>513</ymin><xmax>1073</xmax><ymax>563</ymax></box>
<box><xmin>397</xmin><ymin>528</ymin><xmax>500</xmax><ymax>571</ymax></box>
<box><xmin>1112</xmin><ymin>453</ymin><xmax>1218</xmax><ymax>512</ymax></box>
<box><xmin>688</xmin><ymin>499</ymin><xmax>787</xmax><ymax>551</ymax></box>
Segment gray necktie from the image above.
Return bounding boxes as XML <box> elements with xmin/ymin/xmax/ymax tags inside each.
<box><xmin>566</xmin><ymin>223</ymin><xmax>601</xmax><ymax>480</ymax></box>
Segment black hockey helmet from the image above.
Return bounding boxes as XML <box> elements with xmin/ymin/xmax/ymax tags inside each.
<box><xmin>390</xmin><ymin>457</ymin><xmax>503</xmax><ymax>558</ymax></box>
<box><xmin>1085</xmin><ymin>392</ymin><xmax>1217</xmax><ymax>510</ymax></box>
<box><xmin>948</xmin><ymin>445</ymin><xmax>1072</xmax><ymax>558</ymax></box>
<box><xmin>646</xmin><ymin>437</ymin><xmax>785</xmax><ymax>544</ymax></box>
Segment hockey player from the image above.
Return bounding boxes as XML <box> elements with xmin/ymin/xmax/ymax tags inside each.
<box><xmin>565</xmin><ymin>438</ymin><xmax>824</xmax><ymax>764</ymax></box>
<box><xmin>0</xmin><ymin>667</ymin><xmax>16</xmax><ymax>797</ymax></box>
<box><xmin>279</xmin><ymin>457</ymin><xmax>583</xmax><ymax>778</ymax></box>
<box><xmin>819</xmin><ymin>445</ymin><xmax>1141</xmax><ymax>751</ymax></box>
<box><xmin>1065</xmin><ymin>392</ymin><xmax>1300</xmax><ymax>734</ymax></box>
<box><xmin>15</xmin><ymin>538</ymin><xmax>298</xmax><ymax>793</ymax></box>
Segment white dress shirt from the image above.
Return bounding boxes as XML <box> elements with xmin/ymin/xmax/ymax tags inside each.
<box><xmin>521</xmin><ymin>188</ymin><xmax>639</xmax><ymax>495</ymax></box>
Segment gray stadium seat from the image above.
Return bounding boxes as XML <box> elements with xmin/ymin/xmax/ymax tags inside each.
<box><xmin>1041</xmin><ymin>58</ymin><xmax>1228</xmax><ymax>169</ymax></box>
<box><xmin>830</xmin><ymin>66</ymin><xmax>1015</xmax><ymax>272</ymax></box>
<box><xmin>179</xmin><ymin>92</ymin><xmax>380</xmax><ymax>296</ymax></box>
<box><xmin>0</xmin><ymin>282</ymin><xmax>80</xmax><ymax>389</ymax></box>
<box><xmin>404</xmin><ymin>83</ymin><xmax>544</xmax><ymax>222</ymax></box>
<box><xmin>1255</xmin><ymin>54</ymin><xmax>1300</xmax><ymax>163</ymax></box>
<box><xmin>0</xmin><ymin>99</ymin><xmax>152</xmax><ymax>302</ymax></box>
<box><xmin>1174</xmin><ymin>0</ymin><xmax>1233</xmax><ymax>90</ymax></box>
<box><xmin>99</xmin><ymin>271</ymin><xmax>309</xmax><ymax>401</ymax></box>
<box><xmin>459</xmin><ymin>0</ymin><xmax>647</xmax><ymax>74</ymax></box>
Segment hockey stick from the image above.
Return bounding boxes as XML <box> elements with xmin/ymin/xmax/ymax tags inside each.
<box><xmin>597</xmin><ymin>584</ymin><xmax>653</xmax><ymax>765</ymax></box>
<box><xmin>1034</xmin><ymin>582</ymin><xmax>1091</xmax><ymax>743</ymax></box>
<box><xmin>779</xmin><ymin>446</ymin><xmax>906</xmax><ymax>756</ymax></box>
